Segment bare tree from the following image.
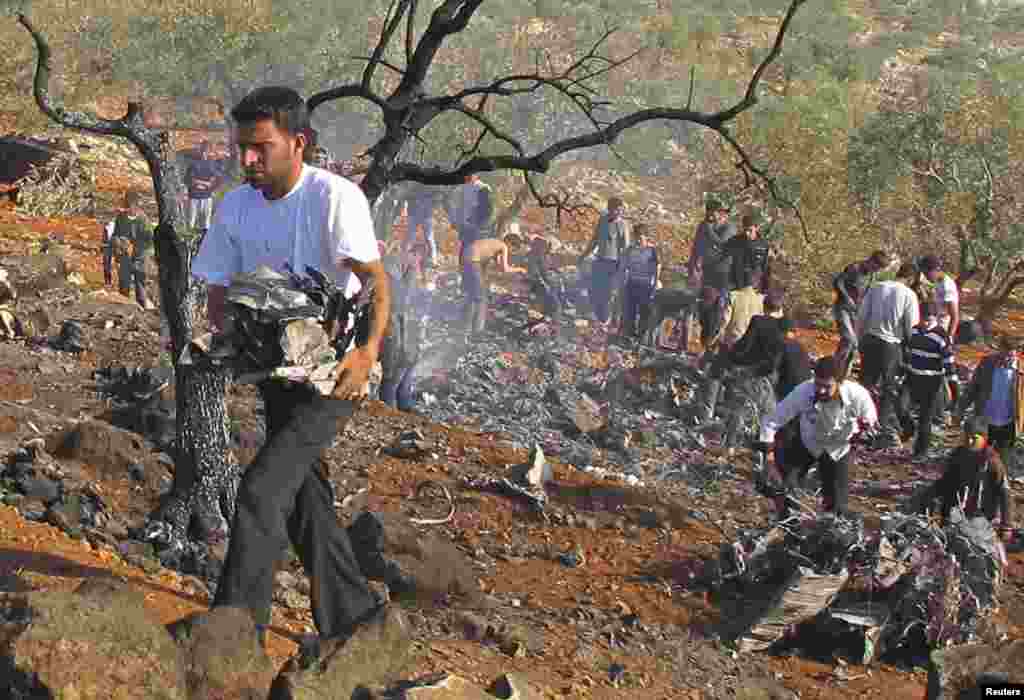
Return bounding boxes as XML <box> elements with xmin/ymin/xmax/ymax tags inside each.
<box><xmin>15</xmin><ymin>0</ymin><xmax>807</xmax><ymax>555</ymax></box>
<box><xmin>18</xmin><ymin>14</ymin><xmax>238</xmax><ymax>557</ymax></box>
<box><xmin>308</xmin><ymin>0</ymin><xmax>808</xmax><ymax>239</ymax></box>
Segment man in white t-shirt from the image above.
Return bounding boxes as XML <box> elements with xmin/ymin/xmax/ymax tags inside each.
<box><xmin>191</xmin><ymin>86</ymin><xmax>403</xmax><ymax>658</ymax></box>
<box><xmin>920</xmin><ymin>254</ymin><xmax>960</xmax><ymax>340</ymax></box>
<box><xmin>856</xmin><ymin>262</ymin><xmax>920</xmax><ymax>447</ymax></box>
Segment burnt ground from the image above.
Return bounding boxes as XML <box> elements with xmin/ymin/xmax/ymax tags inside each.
<box><xmin>1</xmin><ymin>199</ymin><xmax>1024</xmax><ymax>699</ymax></box>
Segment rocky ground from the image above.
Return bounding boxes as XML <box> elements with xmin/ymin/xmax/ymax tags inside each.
<box><xmin>2</xmin><ymin>186</ymin><xmax>1024</xmax><ymax>698</ymax></box>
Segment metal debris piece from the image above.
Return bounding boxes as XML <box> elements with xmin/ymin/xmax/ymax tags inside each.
<box><xmin>409</xmin><ymin>480</ymin><xmax>455</xmax><ymax>525</ymax></box>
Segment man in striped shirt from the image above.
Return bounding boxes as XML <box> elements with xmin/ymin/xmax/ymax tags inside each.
<box><xmin>898</xmin><ymin>302</ymin><xmax>955</xmax><ymax>459</ymax></box>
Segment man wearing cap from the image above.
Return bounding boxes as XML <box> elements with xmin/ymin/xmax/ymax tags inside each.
<box><xmin>687</xmin><ymin>199</ymin><xmax>735</xmax><ymax>349</ymax></box>
<box><xmin>578</xmin><ymin>196</ymin><xmax>631</xmax><ymax>326</ymax></box>
<box><xmin>919</xmin><ymin>254</ymin><xmax>960</xmax><ymax>341</ymax></box>
<box><xmin>897</xmin><ymin>301</ymin><xmax>956</xmax><ymax>460</ymax></box>
<box><xmin>756</xmin><ymin>355</ymin><xmax>878</xmax><ymax>518</ymax></box>
<box><xmin>856</xmin><ymin>261</ymin><xmax>921</xmax><ymax>448</ymax></box>
<box><xmin>956</xmin><ymin>335</ymin><xmax>1024</xmax><ymax>464</ymax></box>
<box><xmin>833</xmin><ymin>250</ymin><xmax>891</xmax><ymax>378</ymax></box>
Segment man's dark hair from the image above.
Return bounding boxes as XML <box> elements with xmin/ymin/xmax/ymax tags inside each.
<box><xmin>814</xmin><ymin>354</ymin><xmax>840</xmax><ymax>379</ymax></box>
<box><xmin>921</xmin><ymin>301</ymin><xmax>939</xmax><ymax>319</ymax></box>
<box><xmin>919</xmin><ymin>254</ymin><xmax>942</xmax><ymax>273</ymax></box>
<box><xmin>764</xmin><ymin>289</ymin><xmax>784</xmax><ymax>312</ymax></box>
<box><xmin>896</xmin><ymin>261</ymin><xmax>918</xmax><ymax>279</ymax></box>
<box><xmin>231</xmin><ymin>86</ymin><xmax>310</xmax><ymax>137</ymax></box>
<box><xmin>867</xmin><ymin>250</ymin><xmax>890</xmax><ymax>268</ymax></box>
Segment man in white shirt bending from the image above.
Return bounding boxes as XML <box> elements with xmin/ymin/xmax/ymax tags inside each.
<box><xmin>756</xmin><ymin>355</ymin><xmax>878</xmax><ymax>518</ymax></box>
<box><xmin>191</xmin><ymin>86</ymin><xmax>402</xmax><ymax>660</ymax></box>
<box><xmin>856</xmin><ymin>261</ymin><xmax>920</xmax><ymax>447</ymax></box>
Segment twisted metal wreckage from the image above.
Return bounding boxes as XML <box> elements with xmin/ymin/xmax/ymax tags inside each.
<box><xmin>85</xmin><ymin>262</ymin><xmax>1018</xmax><ymax>667</ymax></box>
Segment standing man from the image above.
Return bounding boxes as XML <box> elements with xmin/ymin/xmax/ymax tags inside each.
<box><xmin>102</xmin><ymin>190</ymin><xmax>155</xmax><ymax>309</ymax></box>
<box><xmin>833</xmin><ymin>250</ymin><xmax>891</xmax><ymax>378</ymax></box>
<box><xmin>956</xmin><ymin>335</ymin><xmax>1024</xmax><ymax>465</ymax></box>
<box><xmin>898</xmin><ymin>302</ymin><xmax>956</xmax><ymax>460</ymax></box>
<box><xmin>190</xmin><ymin>87</ymin><xmax>401</xmax><ymax>657</ymax></box>
<box><xmin>404</xmin><ymin>182</ymin><xmax>440</xmax><ymax>267</ymax></box>
<box><xmin>919</xmin><ymin>254</ymin><xmax>960</xmax><ymax>341</ymax></box>
<box><xmin>620</xmin><ymin>224</ymin><xmax>661</xmax><ymax>340</ymax></box>
<box><xmin>856</xmin><ymin>262</ymin><xmax>920</xmax><ymax>447</ymax></box>
<box><xmin>721</xmin><ymin>209</ymin><xmax>773</xmax><ymax>295</ymax></box>
<box><xmin>184</xmin><ymin>139</ymin><xmax>221</xmax><ymax>236</ymax></box>
<box><xmin>578</xmin><ymin>196</ymin><xmax>631</xmax><ymax>326</ymax></box>
<box><xmin>757</xmin><ymin>355</ymin><xmax>878</xmax><ymax>518</ymax></box>
<box><xmin>447</xmin><ymin>174</ymin><xmax>493</xmax><ymax>264</ymax></box>
<box><xmin>687</xmin><ymin>199</ymin><xmax>735</xmax><ymax>349</ymax></box>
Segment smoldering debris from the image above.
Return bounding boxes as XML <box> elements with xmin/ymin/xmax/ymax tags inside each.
<box><xmin>703</xmin><ymin>509</ymin><xmax>1007</xmax><ymax>666</ymax></box>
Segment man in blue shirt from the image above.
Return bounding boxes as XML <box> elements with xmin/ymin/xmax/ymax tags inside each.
<box><xmin>957</xmin><ymin>335</ymin><xmax>1024</xmax><ymax>463</ymax></box>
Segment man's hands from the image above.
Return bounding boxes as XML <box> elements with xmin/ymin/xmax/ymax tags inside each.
<box><xmin>331</xmin><ymin>344</ymin><xmax>377</xmax><ymax>401</ymax></box>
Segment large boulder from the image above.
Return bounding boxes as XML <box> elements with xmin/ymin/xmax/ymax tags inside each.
<box><xmin>168</xmin><ymin>606</ymin><xmax>277</xmax><ymax>700</ymax></box>
<box><xmin>0</xmin><ymin>583</ymin><xmax>188</xmax><ymax>700</ymax></box>
<box><xmin>268</xmin><ymin>606</ymin><xmax>413</xmax><ymax>700</ymax></box>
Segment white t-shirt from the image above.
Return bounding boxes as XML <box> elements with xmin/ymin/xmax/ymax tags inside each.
<box><xmin>191</xmin><ymin>165</ymin><xmax>379</xmax><ymax>294</ymax></box>
<box><xmin>857</xmin><ymin>280</ymin><xmax>920</xmax><ymax>345</ymax></box>
<box><xmin>932</xmin><ymin>274</ymin><xmax>959</xmax><ymax>333</ymax></box>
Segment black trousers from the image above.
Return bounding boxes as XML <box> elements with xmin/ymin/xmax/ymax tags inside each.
<box><xmin>898</xmin><ymin>374</ymin><xmax>944</xmax><ymax>455</ymax></box>
<box><xmin>859</xmin><ymin>334</ymin><xmax>902</xmax><ymax>431</ymax></box>
<box><xmin>213</xmin><ymin>381</ymin><xmax>377</xmax><ymax>639</ymax></box>
<box><xmin>778</xmin><ymin>428</ymin><xmax>851</xmax><ymax>515</ymax></box>
<box><xmin>989</xmin><ymin>422</ymin><xmax>1015</xmax><ymax>451</ymax></box>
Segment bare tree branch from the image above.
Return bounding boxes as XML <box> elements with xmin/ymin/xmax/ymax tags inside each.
<box><xmin>363</xmin><ymin>0</ymin><xmax>410</xmax><ymax>92</ymax></box>
<box><xmin>307</xmin><ymin>82</ymin><xmax>388</xmax><ymax>112</ymax></box>
<box><xmin>405</xmin><ymin>0</ymin><xmax>417</xmax><ymax>66</ymax></box>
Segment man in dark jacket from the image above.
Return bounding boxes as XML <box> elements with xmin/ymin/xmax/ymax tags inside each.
<box><xmin>102</xmin><ymin>190</ymin><xmax>154</xmax><ymax>309</ymax></box>
<box><xmin>688</xmin><ymin>199</ymin><xmax>735</xmax><ymax>349</ymax></box>
<box><xmin>833</xmin><ymin>250</ymin><xmax>890</xmax><ymax>377</ymax></box>
<box><xmin>696</xmin><ymin>289</ymin><xmax>784</xmax><ymax>425</ymax></box>
<box><xmin>721</xmin><ymin>210</ymin><xmax>773</xmax><ymax>294</ymax></box>
<box><xmin>909</xmin><ymin>416</ymin><xmax>1013</xmax><ymax>541</ymax></box>
<box><xmin>777</xmin><ymin>321</ymin><xmax>813</xmax><ymax>400</ymax></box>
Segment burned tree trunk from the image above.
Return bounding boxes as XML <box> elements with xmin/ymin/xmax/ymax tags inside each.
<box><xmin>19</xmin><ymin>15</ymin><xmax>238</xmax><ymax>551</ymax></box>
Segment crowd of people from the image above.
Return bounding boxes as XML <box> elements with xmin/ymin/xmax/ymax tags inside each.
<box><xmin>92</xmin><ymin>84</ymin><xmax>1016</xmax><ymax>661</ymax></box>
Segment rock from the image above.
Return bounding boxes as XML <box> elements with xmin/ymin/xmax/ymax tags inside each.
<box><xmin>568</xmin><ymin>393</ymin><xmax>606</xmax><ymax>434</ymax></box>
<box><xmin>49</xmin><ymin>420</ymin><xmax>146</xmax><ymax>480</ymax></box>
<box><xmin>128</xmin><ymin>461</ymin><xmax>146</xmax><ymax>481</ymax></box>
<box><xmin>508</xmin><ymin>445</ymin><xmax>553</xmax><ymax>489</ymax></box>
<box><xmin>735</xmin><ymin>677</ymin><xmax>798</xmax><ymax>700</ymax></box>
<box><xmin>488</xmin><ymin>673</ymin><xmax>545</xmax><ymax>700</ymax></box>
<box><xmin>404</xmin><ymin>673</ymin><xmax>495</xmax><ymax>699</ymax></box>
<box><xmin>52</xmin><ymin>319</ymin><xmax>87</xmax><ymax>353</ymax></box>
<box><xmin>15</xmin><ymin>475</ymin><xmax>60</xmax><ymax>504</ymax></box>
<box><xmin>927</xmin><ymin>640</ymin><xmax>1024</xmax><ymax>699</ymax></box>
<box><xmin>0</xmin><ymin>589</ymin><xmax>188</xmax><ymax>699</ymax></box>
<box><xmin>268</xmin><ymin>606</ymin><xmax>412</xmax><ymax>700</ymax></box>
<box><xmin>454</xmin><ymin>610</ymin><xmax>490</xmax><ymax>641</ymax></box>
<box><xmin>168</xmin><ymin>606</ymin><xmax>277</xmax><ymax>700</ymax></box>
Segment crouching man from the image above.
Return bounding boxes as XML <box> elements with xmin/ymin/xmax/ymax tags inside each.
<box><xmin>906</xmin><ymin>416</ymin><xmax>1013</xmax><ymax>541</ymax></box>
<box><xmin>755</xmin><ymin>355</ymin><xmax>878</xmax><ymax>518</ymax></box>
